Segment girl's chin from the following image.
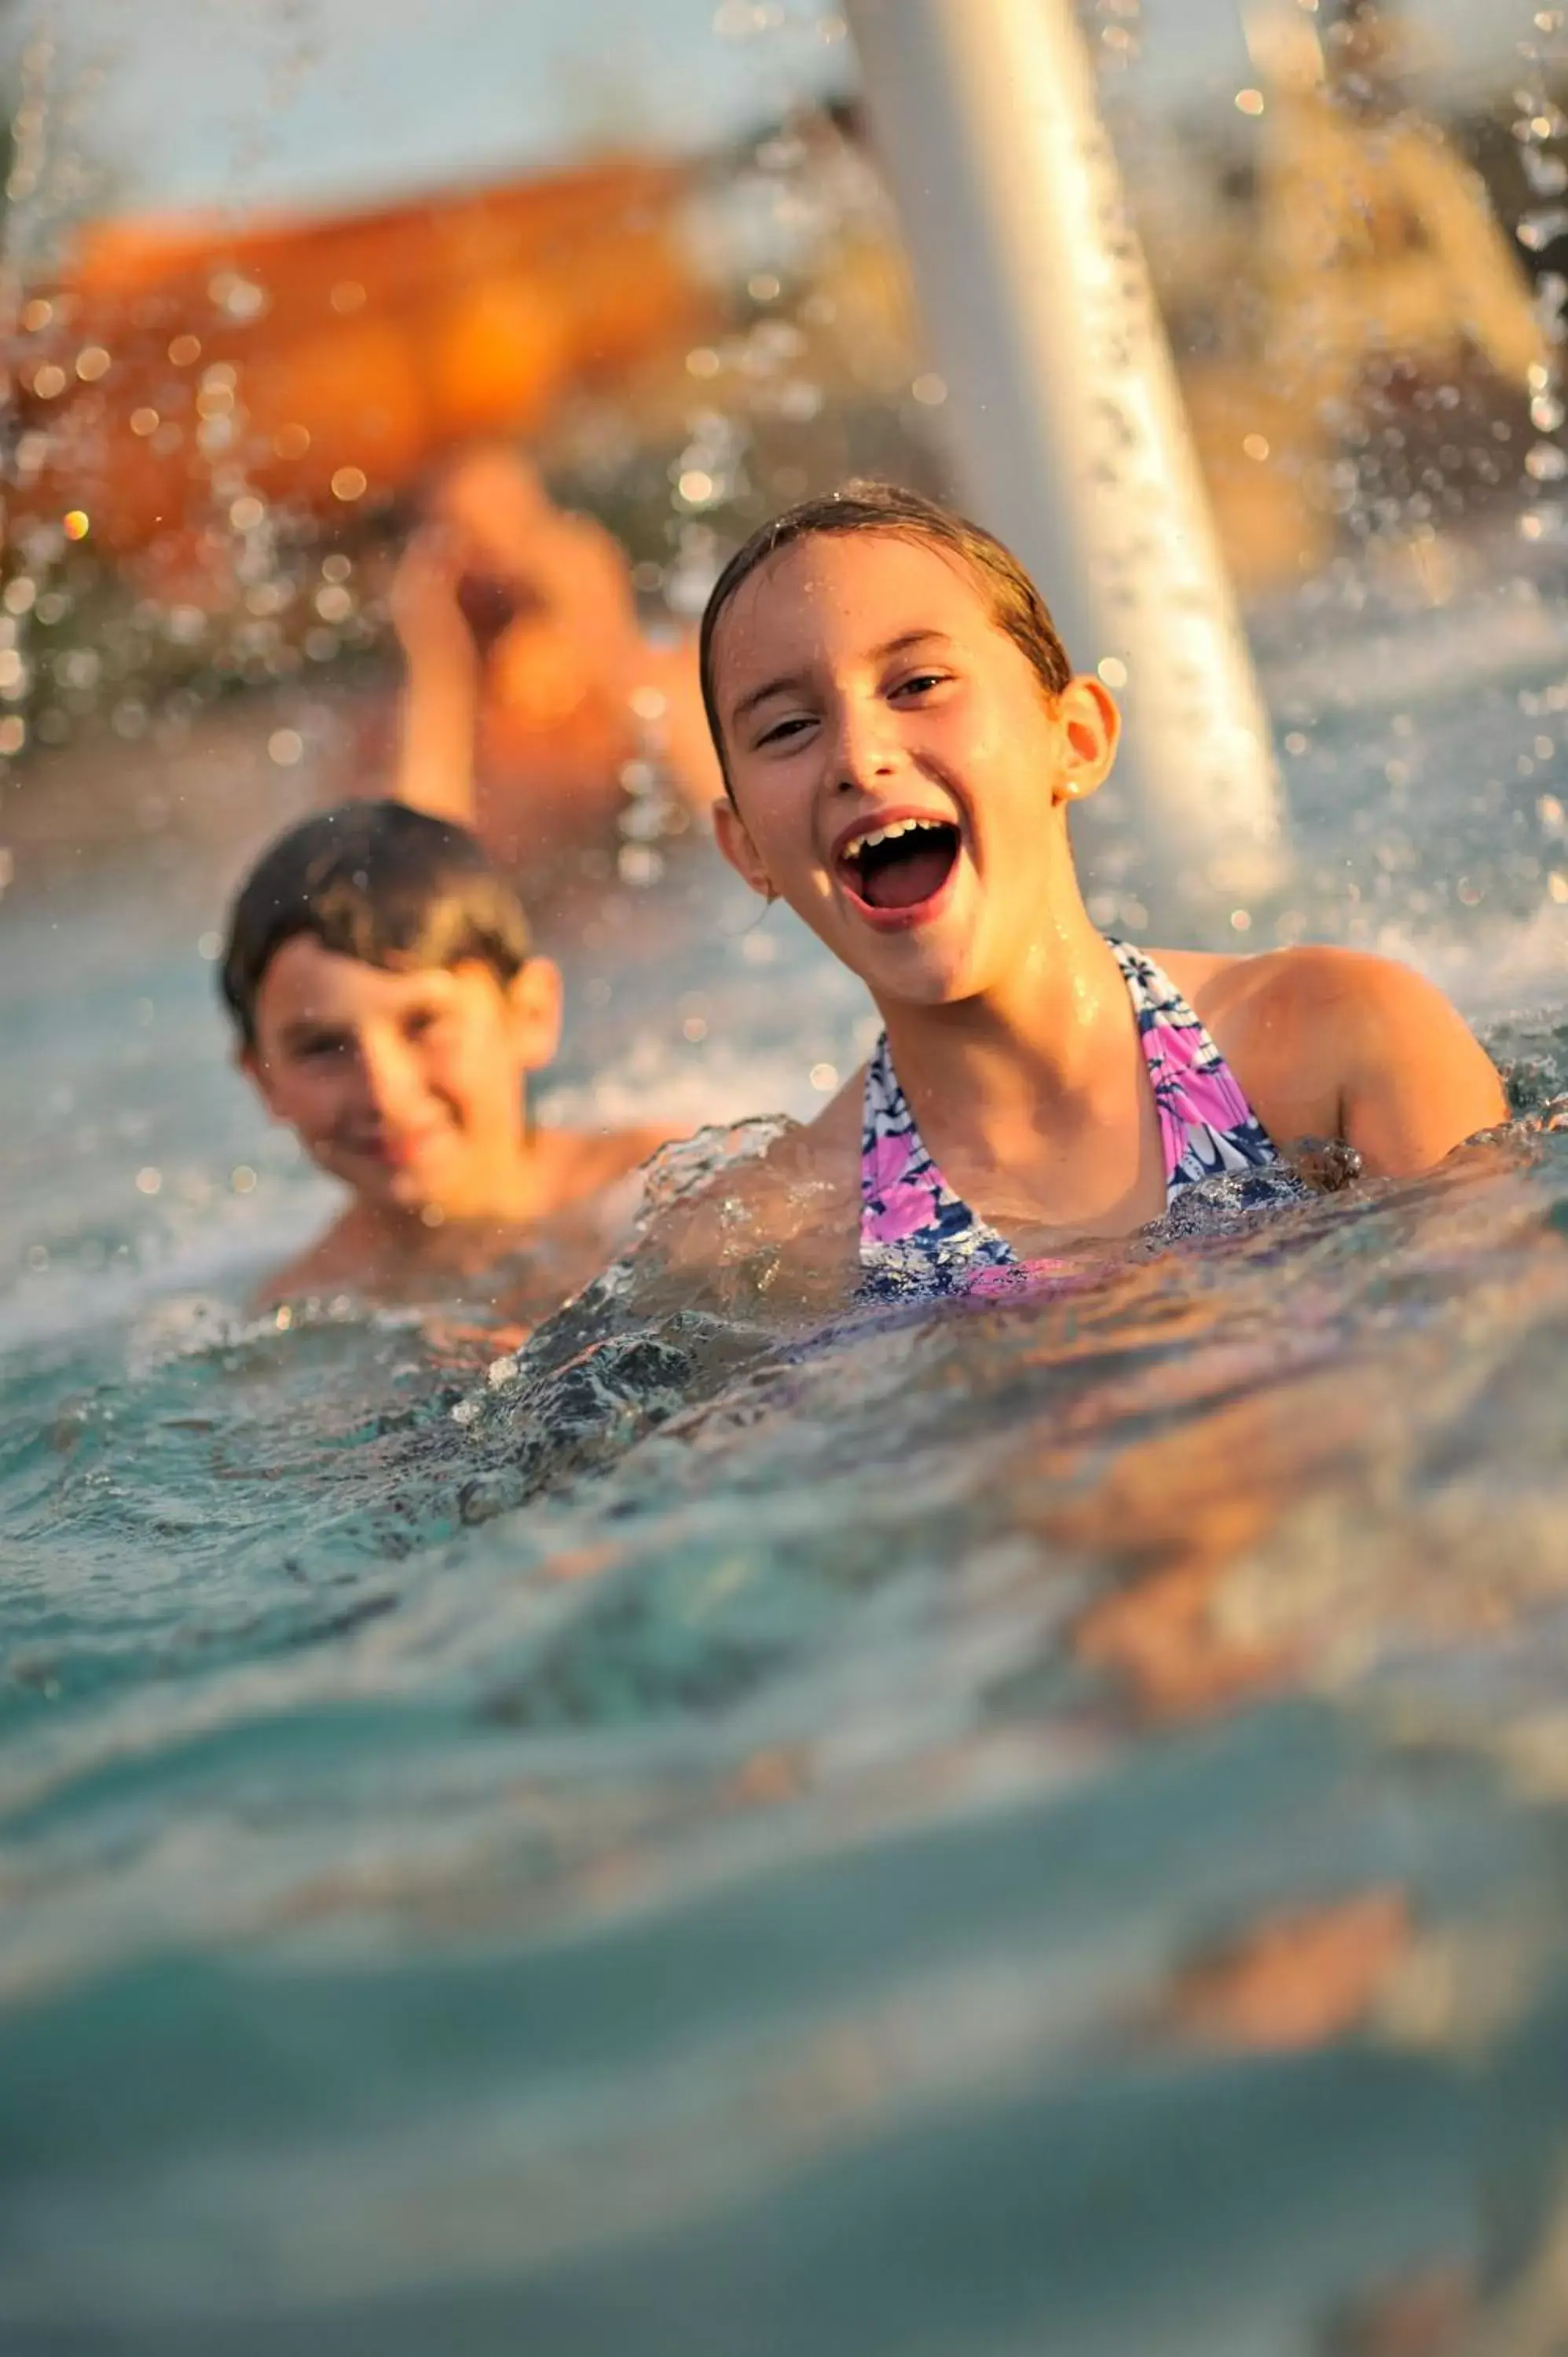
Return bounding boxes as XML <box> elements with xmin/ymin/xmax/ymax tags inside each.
<box><xmin>848</xmin><ymin>937</ymin><xmax>981</xmax><ymax>1006</ymax></box>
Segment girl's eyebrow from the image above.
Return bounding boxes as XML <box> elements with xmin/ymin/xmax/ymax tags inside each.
<box><xmin>731</xmin><ymin>669</ymin><xmax>807</xmax><ymax>728</ymax></box>
<box><xmin>727</xmin><ymin>630</ymin><xmax>953</xmax><ymax>728</ymax></box>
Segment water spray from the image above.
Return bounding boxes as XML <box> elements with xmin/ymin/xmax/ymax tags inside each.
<box><xmin>842</xmin><ymin>0</ymin><xmax>1289</xmax><ymax>916</ymax></box>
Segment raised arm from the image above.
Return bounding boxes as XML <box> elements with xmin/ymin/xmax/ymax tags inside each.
<box><xmin>389</xmin><ymin>528</ymin><xmax>482</xmax><ymax>827</ymax></box>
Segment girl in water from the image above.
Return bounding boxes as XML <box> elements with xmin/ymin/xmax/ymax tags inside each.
<box><xmin>649</xmin><ymin>481</ymin><xmax>1506</xmax><ymax>1312</ymax></box>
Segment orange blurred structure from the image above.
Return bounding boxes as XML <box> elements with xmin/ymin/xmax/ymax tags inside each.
<box><xmin>8</xmin><ymin>157</ymin><xmax>712</xmax><ymax>556</ymax></box>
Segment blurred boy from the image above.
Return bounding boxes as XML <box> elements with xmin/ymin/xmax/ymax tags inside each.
<box><xmin>222</xmin><ymin>800</ymin><xmax>669</xmax><ymax>1314</ymax></box>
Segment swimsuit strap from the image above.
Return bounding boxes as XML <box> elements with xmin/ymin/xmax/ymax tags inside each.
<box><xmin>858</xmin><ymin>939</ymin><xmax>1284</xmax><ymax>1303</ymax></box>
<box><xmin>1113</xmin><ymin>940</ymin><xmax>1281</xmax><ymax>1193</ymax></box>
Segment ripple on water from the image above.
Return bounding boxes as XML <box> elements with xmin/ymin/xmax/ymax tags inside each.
<box><xmin>5</xmin><ymin>790</ymin><xmax>1568</xmax><ymax>2347</ymax></box>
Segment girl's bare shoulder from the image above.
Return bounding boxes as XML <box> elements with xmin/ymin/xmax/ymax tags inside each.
<box><xmin>1151</xmin><ymin>942</ymin><xmax>1505</xmax><ymax>1164</ymax></box>
<box><xmin>1156</xmin><ymin>941</ymin><xmax>1454</xmax><ymax>1043</ymax></box>
<box><xmin>632</xmin><ymin>1077</ymin><xmax>863</xmax><ymax>1311</ymax></box>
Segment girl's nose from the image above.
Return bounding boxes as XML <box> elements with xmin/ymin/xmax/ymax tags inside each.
<box><xmin>829</xmin><ymin>695</ymin><xmax>901</xmax><ymax>793</ymax></box>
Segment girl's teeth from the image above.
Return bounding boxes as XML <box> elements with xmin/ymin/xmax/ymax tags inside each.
<box><xmin>854</xmin><ymin>818</ymin><xmax>942</xmax><ymax>853</ymax></box>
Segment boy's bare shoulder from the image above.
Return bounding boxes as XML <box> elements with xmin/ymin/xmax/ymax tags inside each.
<box><xmin>566</xmin><ymin>1121</ymin><xmax>681</xmax><ymax>1200</ymax></box>
<box><xmin>254</xmin><ymin>1211</ymin><xmax>370</xmax><ymax>1309</ymax></box>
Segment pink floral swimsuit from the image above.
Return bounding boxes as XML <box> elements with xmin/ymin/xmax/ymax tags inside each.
<box><xmin>859</xmin><ymin>940</ymin><xmax>1298</xmax><ymax>1305</ymax></box>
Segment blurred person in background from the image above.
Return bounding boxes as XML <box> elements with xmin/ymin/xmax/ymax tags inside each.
<box><xmin>389</xmin><ymin>442</ymin><xmax>721</xmax><ymax>876</ymax></box>
<box><xmin>222</xmin><ymin>800</ymin><xmax>675</xmax><ymax>1322</ymax></box>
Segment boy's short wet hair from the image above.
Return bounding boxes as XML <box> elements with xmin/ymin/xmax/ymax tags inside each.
<box><xmin>221</xmin><ymin>800</ymin><xmax>531</xmax><ymax>1048</ymax></box>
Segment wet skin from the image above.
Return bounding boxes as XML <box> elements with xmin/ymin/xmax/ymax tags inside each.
<box><xmin>244</xmin><ymin>937</ymin><xmax>666</xmax><ymax>1307</ymax></box>
<box><xmin>638</xmin><ymin>529</ymin><xmax>1512</xmax><ymax>1309</ymax></box>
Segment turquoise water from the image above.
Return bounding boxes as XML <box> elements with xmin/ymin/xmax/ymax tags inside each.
<box><xmin>5</xmin><ymin>573</ymin><xmax>1568</xmax><ymax>2350</ymax></box>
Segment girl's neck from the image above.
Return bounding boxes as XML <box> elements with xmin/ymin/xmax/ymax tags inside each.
<box><xmin>877</xmin><ymin>888</ymin><xmax>1132</xmax><ymax>1119</ymax></box>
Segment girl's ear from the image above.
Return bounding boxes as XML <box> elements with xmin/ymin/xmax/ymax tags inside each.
<box><xmin>712</xmin><ymin>796</ymin><xmax>776</xmax><ymax>900</ymax></box>
<box><xmin>1053</xmin><ymin>676</ymin><xmax>1121</xmax><ymax>805</ymax></box>
<box><xmin>506</xmin><ymin>956</ymin><xmax>565</xmax><ymax>1073</ymax></box>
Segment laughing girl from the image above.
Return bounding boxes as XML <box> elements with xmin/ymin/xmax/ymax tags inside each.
<box><xmin>651</xmin><ymin>482</ymin><xmax>1506</xmax><ymax>1310</ymax></box>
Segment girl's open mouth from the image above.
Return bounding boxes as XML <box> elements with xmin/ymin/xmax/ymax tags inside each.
<box><xmin>835</xmin><ymin>816</ymin><xmax>962</xmax><ymax>918</ymax></box>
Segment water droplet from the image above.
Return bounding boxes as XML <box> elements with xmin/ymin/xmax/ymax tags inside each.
<box><xmin>1519</xmin><ymin>207</ymin><xmax>1568</xmax><ymax>254</ymax></box>
<box><xmin>209</xmin><ymin>270</ymin><xmax>266</xmax><ymax>321</ymax></box>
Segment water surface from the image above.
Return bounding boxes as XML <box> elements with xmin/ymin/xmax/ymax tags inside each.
<box><xmin>4</xmin><ymin>595</ymin><xmax>1568</xmax><ymax>2352</ymax></box>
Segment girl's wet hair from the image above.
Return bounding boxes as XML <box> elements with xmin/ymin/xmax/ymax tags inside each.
<box><xmin>221</xmin><ymin>800</ymin><xmax>531</xmax><ymax>1048</ymax></box>
<box><xmin>698</xmin><ymin>479</ymin><xmax>1073</xmax><ymax>792</ymax></box>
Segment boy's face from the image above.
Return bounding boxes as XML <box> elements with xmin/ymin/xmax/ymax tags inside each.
<box><xmin>244</xmin><ymin>938</ymin><xmax>561</xmax><ymax>1219</ymax></box>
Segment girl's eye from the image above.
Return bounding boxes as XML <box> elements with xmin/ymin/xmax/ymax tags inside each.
<box><xmin>404</xmin><ymin>1009</ymin><xmax>445</xmax><ymax>1042</ymax></box>
<box><xmin>299</xmin><ymin>1033</ymin><xmax>347</xmax><ymax>1061</ymax></box>
<box><xmin>892</xmin><ymin>670</ymin><xmax>950</xmax><ymax>699</ymax></box>
<box><xmin>755</xmin><ymin>713</ymin><xmax>815</xmax><ymax>750</ymax></box>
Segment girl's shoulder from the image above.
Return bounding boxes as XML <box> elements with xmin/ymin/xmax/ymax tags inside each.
<box><xmin>1153</xmin><ymin>941</ymin><xmax>1458</xmax><ymax>1045</ymax></box>
<box><xmin>630</xmin><ymin>1083</ymin><xmax>864</xmax><ymax>1318</ymax></box>
<box><xmin>1149</xmin><ymin>943</ymin><xmax>1506</xmax><ymax>1171</ymax></box>
<box><xmin>651</xmin><ymin>1090</ymin><xmax>861</xmax><ymax>1243</ymax></box>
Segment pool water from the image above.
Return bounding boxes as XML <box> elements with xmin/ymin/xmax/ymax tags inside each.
<box><xmin>4</xmin><ymin>572</ymin><xmax>1568</xmax><ymax>2352</ymax></box>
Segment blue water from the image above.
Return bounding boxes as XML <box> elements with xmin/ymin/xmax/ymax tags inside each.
<box><xmin>4</xmin><ymin>570</ymin><xmax>1568</xmax><ymax>2351</ymax></box>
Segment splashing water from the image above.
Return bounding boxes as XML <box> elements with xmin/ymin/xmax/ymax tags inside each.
<box><xmin>8</xmin><ymin>9</ymin><xmax>1568</xmax><ymax>2352</ymax></box>
<box><xmin>4</xmin><ymin>625</ymin><xmax>1568</xmax><ymax>2352</ymax></box>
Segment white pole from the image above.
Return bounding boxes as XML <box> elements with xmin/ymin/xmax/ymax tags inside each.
<box><xmin>842</xmin><ymin>0</ymin><xmax>1288</xmax><ymax>907</ymax></box>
